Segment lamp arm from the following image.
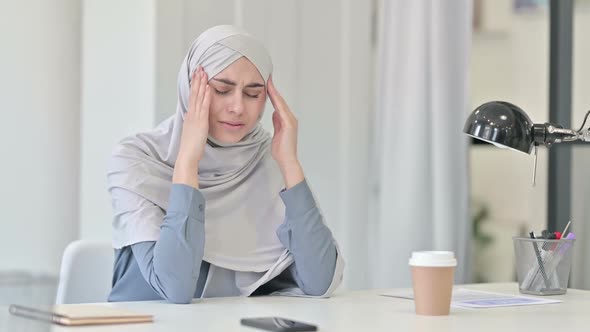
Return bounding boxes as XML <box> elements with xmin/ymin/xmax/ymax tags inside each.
<box><xmin>546</xmin><ymin>125</ymin><xmax>579</xmax><ymax>143</ymax></box>
<box><xmin>533</xmin><ymin>122</ymin><xmax>590</xmax><ymax>146</ymax></box>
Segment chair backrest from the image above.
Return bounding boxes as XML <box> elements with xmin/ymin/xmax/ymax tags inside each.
<box><xmin>55</xmin><ymin>240</ymin><xmax>114</xmax><ymax>304</ymax></box>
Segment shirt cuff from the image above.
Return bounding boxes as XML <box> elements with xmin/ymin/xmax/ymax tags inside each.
<box><xmin>279</xmin><ymin>179</ymin><xmax>317</xmax><ymax>219</ymax></box>
<box><xmin>167</xmin><ymin>183</ymin><xmax>206</xmax><ymax>222</ymax></box>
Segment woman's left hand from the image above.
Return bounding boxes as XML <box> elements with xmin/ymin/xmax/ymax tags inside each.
<box><xmin>268</xmin><ymin>76</ymin><xmax>305</xmax><ymax>189</ymax></box>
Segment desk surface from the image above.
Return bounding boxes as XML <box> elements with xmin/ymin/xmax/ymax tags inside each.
<box><xmin>2</xmin><ymin>283</ymin><xmax>589</xmax><ymax>332</ymax></box>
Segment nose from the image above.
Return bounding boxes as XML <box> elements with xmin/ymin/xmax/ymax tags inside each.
<box><xmin>228</xmin><ymin>92</ymin><xmax>245</xmax><ymax>116</ymax></box>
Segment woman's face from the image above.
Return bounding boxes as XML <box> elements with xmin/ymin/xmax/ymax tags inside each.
<box><xmin>207</xmin><ymin>57</ymin><xmax>267</xmax><ymax>144</ymax></box>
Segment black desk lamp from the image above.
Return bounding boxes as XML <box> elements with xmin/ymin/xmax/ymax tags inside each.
<box><xmin>463</xmin><ymin>101</ymin><xmax>590</xmax><ymax>184</ymax></box>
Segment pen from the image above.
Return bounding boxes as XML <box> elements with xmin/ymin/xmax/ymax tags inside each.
<box><xmin>530</xmin><ymin>231</ymin><xmax>550</xmax><ymax>289</ymax></box>
<box><xmin>561</xmin><ymin>221</ymin><xmax>572</xmax><ymax>238</ymax></box>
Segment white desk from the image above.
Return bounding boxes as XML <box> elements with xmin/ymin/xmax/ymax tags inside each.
<box><xmin>3</xmin><ymin>283</ymin><xmax>590</xmax><ymax>332</ymax></box>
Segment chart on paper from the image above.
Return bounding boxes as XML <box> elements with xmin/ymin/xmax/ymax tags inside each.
<box><xmin>381</xmin><ymin>288</ymin><xmax>561</xmax><ymax>308</ymax></box>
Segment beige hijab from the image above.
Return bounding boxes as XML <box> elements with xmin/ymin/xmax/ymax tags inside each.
<box><xmin>107</xmin><ymin>25</ymin><xmax>287</xmax><ymax>273</ymax></box>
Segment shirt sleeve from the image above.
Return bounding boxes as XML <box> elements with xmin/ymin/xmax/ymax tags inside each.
<box><xmin>276</xmin><ymin>180</ymin><xmax>338</xmax><ymax>296</ymax></box>
<box><xmin>112</xmin><ymin>184</ymin><xmax>206</xmax><ymax>304</ymax></box>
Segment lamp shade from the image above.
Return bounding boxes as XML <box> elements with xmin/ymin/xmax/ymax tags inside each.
<box><xmin>463</xmin><ymin>101</ymin><xmax>535</xmax><ymax>154</ymax></box>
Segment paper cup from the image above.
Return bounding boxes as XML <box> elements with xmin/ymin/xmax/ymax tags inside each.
<box><xmin>409</xmin><ymin>251</ymin><xmax>457</xmax><ymax>316</ymax></box>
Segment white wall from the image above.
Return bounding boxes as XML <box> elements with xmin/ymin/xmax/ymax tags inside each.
<box><xmin>0</xmin><ymin>0</ymin><xmax>81</xmax><ymax>275</ymax></box>
<box><xmin>155</xmin><ymin>0</ymin><xmax>185</xmax><ymax>124</ymax></box>
<box><xmin>79</xmin><ymin>0</ymin><xmax>158</xmax><ymax>240</ymax></box>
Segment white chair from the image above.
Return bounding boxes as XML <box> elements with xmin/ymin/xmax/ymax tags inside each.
<box><xmin>55</xmin><ymin>240</ymin><xmax>114</xmax><ymax>304</ymax></box>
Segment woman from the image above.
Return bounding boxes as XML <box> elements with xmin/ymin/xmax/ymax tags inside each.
<box><xmin>106</xmin><ymin>25</ymin><xmax>344</xmax><ymax>304</ymax></box>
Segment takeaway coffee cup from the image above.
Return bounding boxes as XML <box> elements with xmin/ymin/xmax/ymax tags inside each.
<box><xmin>409</xmin><ymin>251</ymin><xmax>457</xmax><ymax>316</ymax></box>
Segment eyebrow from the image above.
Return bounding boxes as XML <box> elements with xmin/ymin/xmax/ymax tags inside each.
<box><xmin>212</xmin><ymin>78</ymin><xmax>265</xmax><ymax>88</ymax></box>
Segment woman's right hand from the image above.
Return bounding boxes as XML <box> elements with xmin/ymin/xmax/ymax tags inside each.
<box><xmin>173</xmin><ymin>66</ymin><xmax>211</xmax><ymax>188</ymax></box>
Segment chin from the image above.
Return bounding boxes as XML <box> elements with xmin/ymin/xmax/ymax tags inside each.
<box><xmin>211</xmin><ymin>132</ymin><xmax>243</xmax><ymax>144</ymax></box>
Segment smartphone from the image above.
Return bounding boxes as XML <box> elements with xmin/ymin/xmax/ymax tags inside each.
<box><xmin>240</xmin><ymin>317</ymin><xmax>318</xmax><ymax>332</ymax></box>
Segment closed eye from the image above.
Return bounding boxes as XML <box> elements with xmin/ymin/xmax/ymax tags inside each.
<box><xmin>212</xmin><ymin>84</ymin><xmax>261</xmax><ymax>98</ymax></box>
<box><xmin>214</xmin><ymin>88</ymin><xmax>230</xmax><ymax>95</ymax></box>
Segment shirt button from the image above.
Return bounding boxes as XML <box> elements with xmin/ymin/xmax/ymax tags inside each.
<box><xmin>198</xmin><ymin>204</ymin><xmax>204</xmax><ymax>212</ymax></box>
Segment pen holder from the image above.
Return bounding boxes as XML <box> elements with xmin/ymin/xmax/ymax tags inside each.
<box><xmin>513</xmin><ymin>237</ymin><xmax>575</xmax><ymax>295</ymax></box>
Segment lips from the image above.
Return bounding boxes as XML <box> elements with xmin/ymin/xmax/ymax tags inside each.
<box><xmin>220</xmin><ymin>121</ymin><xmax>245</xmax><ymax>130</ymax></box>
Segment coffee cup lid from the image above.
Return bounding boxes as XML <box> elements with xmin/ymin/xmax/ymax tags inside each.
<box><xmin>409</xmin><ymin>251</ymin><xmax>457</xmax><ymax>267</ymax></box>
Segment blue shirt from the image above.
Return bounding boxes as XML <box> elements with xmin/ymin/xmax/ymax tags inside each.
<box><xmin>108</xmin><ymin>180</ymin><xmax>338</xmax><ymax>303</ymax></box>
